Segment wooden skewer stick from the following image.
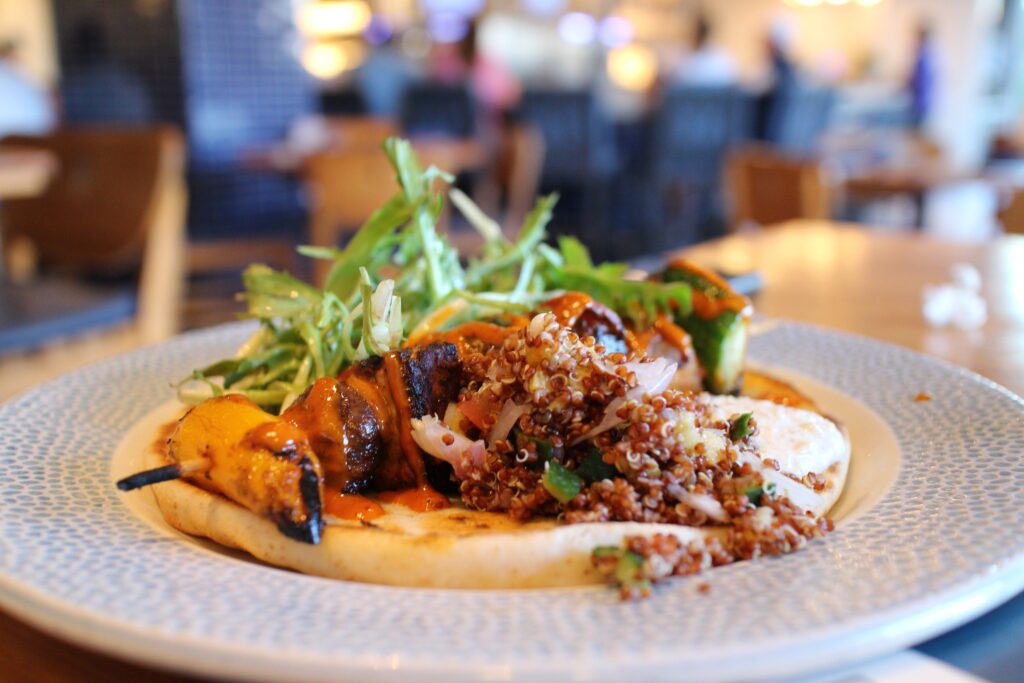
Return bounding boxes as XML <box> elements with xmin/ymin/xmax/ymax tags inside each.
<box><xmin>116</xmin><ymin>459</ymin><xmax>210</xmax><ymax>491</ymax></box>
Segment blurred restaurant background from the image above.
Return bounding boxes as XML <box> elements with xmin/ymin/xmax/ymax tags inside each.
<box><xmin>1</xmin><ymin>0</ymin><xmax>1023</xmax><ymax>398</ymax></box>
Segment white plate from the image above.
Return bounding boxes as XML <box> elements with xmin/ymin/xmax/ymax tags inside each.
<box><xmin>1</xmin><ymin>320</ymin><xmax>1022</xmax><ymax>682</ymax></box>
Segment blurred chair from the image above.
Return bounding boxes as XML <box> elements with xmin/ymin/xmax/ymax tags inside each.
<box><xmin>319</xmin><ymin>88</ymin><xmax>368</xmax><ymax>117</ymax></box>
<box><xmin>647</xmin><ymin>86</ymin><xmax>755</xmax><ymax>243</ymax></box>
<box><xmin>184</xmin><ymin>235</ymin><xmax>299</xmax><ymax>328</ymax></box>
<box><xmin>997</xmin><ymin>188</ymin><xmax>1024</xmax><ymax>234</ymax></box>
<box><xmin>399</xmin><ymin>83</ymin><xmax>476</xmax><ymax>137</ymax></box>
<box><xmin>651</xmin><ymin>86</ymin><xmax>754</xmax><ymax>184</ymax></box>
<box><xmin>764</xmin><ymin>83</ymin><xmax>836</xmax><ymax>154</ymax></box>
<box><xmin>184</xmin><ymin>116</ymin><xmax>396</xmax><ymax>315</ymax></box>
<box><xmin>518</xmin><ymin>89</ymin><xmax>617</xmax><ymax>187</ymax></box>
<box><xmin>724</xmin><ymin>145</ymin><xmax>830</xmax><ymax>230</ymax></box>
<box><xmin>0</xmin><ymin>125</ymin><xmax>186</xmax><ymax>399</ymax></box>
<box><xmin>517</xmin><ymin>90</ymin><xmax>618</xmax><ymax>249</ymax></box>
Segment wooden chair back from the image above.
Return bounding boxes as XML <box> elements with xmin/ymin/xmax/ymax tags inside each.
<box><xmin>305</xmin><ymin>143</ymin><xmax>466</xmax><ymax>285</ymax></box>
<box><xmin>1</xmin><ymin>126</ymin><xmax>187</xmax><ymax>342</ymax></box>
<box><xmin>518</xmin><ymin>89</ymin><xmax>618</xmax><ymax>183</ymax></box>
<box><xmin>305</xmin><ymin>148</ymin><xmax>402</xmax><ymax>285</ymax></box>
<box><xmin>724</xmin><ymin>145</ymin><xmax>830</xmax><ymax>230</ymax></box>
<box><xmin>400</xmin><ymin>83</ymin><xmax>476</xmax><ymax>137</ymax></box>
<box><xmin>998</xmin><ymin>188</ymin><xmax>1024</xmax><ymax>235</ymax></box>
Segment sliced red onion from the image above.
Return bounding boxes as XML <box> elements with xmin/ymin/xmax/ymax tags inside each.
<box><xmin>410</xmin><ymin>415</ymin><xmax>486</xmax><ymax>480</ymax></box>
<box><xmin>488</xmin><ymin>399</ymin><xmax>527</xmax><ymax>447</ymax></box>
<box><xmin>645</xmin><ymin>335</ymin><xmax>683</xmax><ymax>364</ymax></box>
<box><xmin>443</xmin><ymin>402</ymin><xmax>465</xmax><ymax>434</ymax></box>
<box><xmin>625</xmin><ymin>357</ymin><xmax>677</xmax><ymax>399</ymax></box>
<box><xmin>734</xmin><ymin>452</ymin><xmax>820</xmax><ymax>513</ymax></box>
<box><xmin>667</xmin><ymin>483</ymin><xmax>729</xmax><ymax>523</ymax></box>
<box><xmin>570</xmin><ymin>358</ymin><xmax>678</xmax><ymax>446</ymax></box>
<box><xmin>570</xmin><ymin>398</ymin><xmax>626</xmax><ymax>446</ymax></box>
<box><xmin>646</xmin><ymin>337</ymin><xmax>702</xmax><ymax>392</ymax></box>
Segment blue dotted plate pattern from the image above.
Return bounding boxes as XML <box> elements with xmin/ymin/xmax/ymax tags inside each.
<box><xmin>1</xmin><ymin>321</ymin><xmax>1023</xmax><ymax>680</ymax></box>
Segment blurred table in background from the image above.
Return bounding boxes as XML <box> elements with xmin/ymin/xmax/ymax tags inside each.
<box><xmin>822</xmin><ymin>130</ymin><xmax>983</xmax><ymax>230</ymax></box>
<box><xmin>1</xmin><ymin>219</ymin><xmax>1023</xmax><ymax>681</ymax></box>
<box><xmin>0</xmin><ymin>147</ymin><xmax>57</xmax><ymax>280</ymax></box>
<box><xmin>841</xmin><ymin>163</ymin><xmax>980</xmax><ymax>229</ymax></box>
<box><xmin>675</xmin><ymin>221</ymin><xmax>1024</xmax><ymax>395</ymax></box>
<box><xmin>0</xmin><ymin>126</ymin><xmax>187</xmax><ymax>402</ymax></box>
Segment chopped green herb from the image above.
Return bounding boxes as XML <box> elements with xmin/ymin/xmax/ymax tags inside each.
<box><xmin>744</xmin><ymin>481</ymin><xmax>776</xmax><ymax>506</ymax></box>
<box><xmin>514</xmin><ymin>431</ymin><xmax>562</xmax><ymax>462</ymax></box>
<box><xmin>744</xmin><ymin>485</ymin><xmax>764</xmax><ymax>506</ymax></box>
<box><xmin>576</xmin><ymin>447</ymin><xmax>618</xmax><ymax>483</ymax></box>
<box><xmin>728</xmin><ymin>412</ymin><xmax>754</xmax><ymax>442</ymax></box>
<box><xmin>591</xmin><ymin>546</ymin><xmax>652</xmax><ymax>596</ymax></box>
<box><xmin>542</xmin><ymin>461</ymin><xmax>583</xmax><ymax>503</ymax></box>
<box><xmin>616</xmin><ymin>550</ymin><xmax>649</xmax><ymax>590</ymax></box>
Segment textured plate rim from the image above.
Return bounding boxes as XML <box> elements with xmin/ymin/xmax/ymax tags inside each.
<box><xmin>2</xmin><ymin>545</ymin><xmax>1024</xmax><ymax>683</ymax></box>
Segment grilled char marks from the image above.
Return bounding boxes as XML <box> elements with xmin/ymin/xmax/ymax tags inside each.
<box><xmin>340</xmin><ymin>343</ymin><xmax>463</xmax><ymax>492</ymax></box>
<box><xmin>340</xmin><ymin>356</ymin><xmax>413</xmax><ymax>490</ymax></box>
<box><xmin>243</xmin><ymin>421</ymin><xmax>326</xmax><ymax>543</ymax></box>
<box><xmin>392</xmin><ymin>343</ymin><xmax>462</xmax><ymax>420</ymax></box>
<box><xmin>388</xmin><ymin>343</ymin><xmax>463</xmax><ymax>492</ymax></box>
<box><xmin>272</xmin><ymin>454</ymin><xmax>323</xmax><ymax>543</ymax></box>
<box><xmin>283</xmin><ymin>378</ymin><xmax>382</xmax><ymax>493</ymax></box>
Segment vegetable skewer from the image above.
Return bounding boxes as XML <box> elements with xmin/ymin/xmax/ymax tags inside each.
<box><xmin>116</xmin><ymin>459</ymin><xmax>210</xmax><ymax>491</ymax></box>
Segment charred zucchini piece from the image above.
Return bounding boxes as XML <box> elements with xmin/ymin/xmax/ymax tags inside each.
<box><xmin>659</xmin><ymin>260</ymin><xmax>751</xmax><ymax>395</ymax></box>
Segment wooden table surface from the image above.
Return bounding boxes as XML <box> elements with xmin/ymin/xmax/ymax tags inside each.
<box><xmin>678</xmin><ymin>221</ymin><xmax>1024</xmax><ymax>395</ymax></box>
<box><xmin>2</xmin><ymin>220</ymin><xmax>1022</xmax><ymax>681</ymax></box>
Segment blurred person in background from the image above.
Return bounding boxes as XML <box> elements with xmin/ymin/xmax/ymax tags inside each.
<box><xmin>430</xmin><ymin>19</ymin><xmax>520</xmax><ymax>114</ymax></box>
<box><xmin>0</xmin><ymin>37</ymin><xmax>56</xmax><ymax>138</ymax></box>
<box><xmin>907</xmin><ymin>21</ymin><xmax>938</xmax><ymax>130</ymax></box>
<box><xmin>61</xmin><ymin>20</ymin><xmax>154</xmax><ymax>124</ymax></box>
<box><xmin>765</xmin><ymin>18</ymin><xmax>798</xmax><ymax>93</ymax></box>
<box><xmin>356</xmin><ymin>32</ymin><xmax>418</xmax><ymax>118</ymax></box>
<box><xmin>675</xmin><ymin>12</ymin><xmax>736</xmax><ymax>87</ymax></box>
<box><xmin>755</xmin><ymin>17</ymin><xmax>800</xmax><ymax>139</ymax></box>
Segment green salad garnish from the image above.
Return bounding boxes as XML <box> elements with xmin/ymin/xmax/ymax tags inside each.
<box><xmin>177</xmin><ymin>138</ymin><xmax>694</xmax><ymax>412</ymax></box>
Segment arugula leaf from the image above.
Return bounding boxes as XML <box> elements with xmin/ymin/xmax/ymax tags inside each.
<box><xmin>385</xmin><ymin>138</ymin><xmax>462</xmax><ymax>304</ymax></box>
<box><xmin>464</xmin><ymin>194</ymin><xmax>557</xmax><ymax>289</ymax></box>
<box><xmin>541</xmin><ymin>239</ymin><xmax>692</xmax><ymax>328</ymax></box>
<box><xmin>321</xmin><ymin>194</ymin><xmax>413</xmax><ymax>302</ymax></box>
<box><xmin>557</xmin><ymin>236</ymin><xmax>593</xmax><ymax>269</ymax></box>
<box><xmin>180</xmin><ymin>136</ymin><xmax>706</xmax><ymax>414</ymax></box>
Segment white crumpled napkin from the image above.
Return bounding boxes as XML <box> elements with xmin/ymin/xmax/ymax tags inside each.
<box><xmin>923</xmin><ymin>263</ymin><xmax>987</xmax><ymax>331</ymax></box>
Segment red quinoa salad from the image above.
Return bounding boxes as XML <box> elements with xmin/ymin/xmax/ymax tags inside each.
<box><xmin>413</xmin><ymin>311</ymin><xmax>834</xmax><ymax>599</ymax></box>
